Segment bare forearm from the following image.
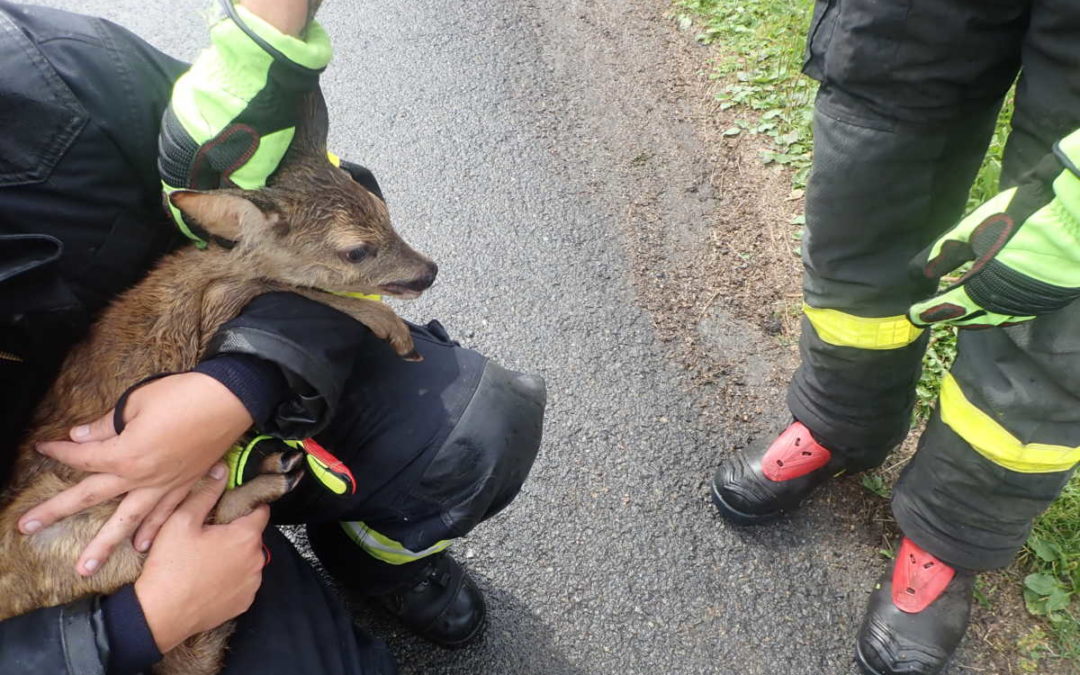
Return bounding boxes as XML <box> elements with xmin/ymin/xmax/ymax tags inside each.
<box><xmin>239</xmin><ymin>0</ymin><xmax>316</xmax><ymax>36</ymax></box>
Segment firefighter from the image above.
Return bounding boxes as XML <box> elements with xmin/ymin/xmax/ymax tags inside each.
<box><xmin>0</xmin><ymin>1</ymin><xmax>545</xmax><ymax>672</ymax></box>
<box><xmin>710</xmin><ymin>1</ymin><xmax>1080</xmax><ymax>673</ymax></box>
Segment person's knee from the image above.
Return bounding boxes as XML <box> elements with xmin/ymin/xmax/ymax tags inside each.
<box><xmin>416</xmin><ymin>360</ymin><xmax>546</xmax><ymax>536</ymax></box>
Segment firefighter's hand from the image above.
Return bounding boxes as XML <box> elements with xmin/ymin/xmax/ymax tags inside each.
<box><xmin>19</xmin><ymin>373</ymin><xmax>252</xmax><ymax>576</ymax></box>
<box><xmin>908</xmin><ymin>128</ymin><xmax>1080</xmax><ymax>329</ymax></box>
<box><xmin>135</xmin><ymin>466</ymin><xmax>269</xmax><ymax>653</ymax></box>
<box><xmin>159</xmin><ymin>1</ymin><xmax>332</xmax><ymax>243</ymax></box>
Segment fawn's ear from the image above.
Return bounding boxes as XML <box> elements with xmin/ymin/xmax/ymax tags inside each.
<box><xmin>169</xmin><ymin>191</ymin><xmax>277</xmax><ymax>242</ymax></box>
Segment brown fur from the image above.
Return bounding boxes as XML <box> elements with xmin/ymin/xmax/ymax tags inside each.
<box><xmin>0</xmin><ymin>87</ymin><xmax>434</xmax><ymax>674</ymax></box>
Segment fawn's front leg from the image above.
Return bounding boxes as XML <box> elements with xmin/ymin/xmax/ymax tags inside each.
<box><xmin>214</xmin><ymin>446</ymin><xmax>305</xmax><ymax>525</ymax></box>
<box><xmin>290</xmin><ymin>290</ymin><xmax>419</xmax><ymax>360</ymax></box>
<box><xmin>197</xmin><ymin>279</ymin><xmax>271</xmax><ymax>354</ymax></box>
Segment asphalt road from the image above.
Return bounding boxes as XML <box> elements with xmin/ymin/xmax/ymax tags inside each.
<box><xmin>31</xmin><ymin>1</ymin><xmax>953</xmax><ymax>673</ymax></box>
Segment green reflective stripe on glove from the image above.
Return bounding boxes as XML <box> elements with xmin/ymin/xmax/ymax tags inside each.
<box><xmin>909</xmin><ymin>128</ymin><xmax>1080</xmax><ymax>328</ymax></box>
<box><xmin>159</xmin><ymin>3</ymin><xmax>332</xmax><ymax>244</ymax></box>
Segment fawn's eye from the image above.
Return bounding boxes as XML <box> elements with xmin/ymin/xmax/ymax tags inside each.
<box><xmin>341</xmin><ymin>245</ymin><xmax>373</xmax><ymax>264</ymax></box>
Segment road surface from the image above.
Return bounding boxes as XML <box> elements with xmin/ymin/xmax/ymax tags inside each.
<box><xmin>32</xmin><ymin>1</ymin><xmax>980</xmax><ymax>673</ymax></box>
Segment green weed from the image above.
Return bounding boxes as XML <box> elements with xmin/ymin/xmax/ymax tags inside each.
<box><xmin>675</xmin><ymin>0</ymin><xmax>1079</xmax><ymax>663</ymax></box>
<box><xmin>1022</xmin><ymin>477</ymin><xmax>1080</xmax><ymax>663</ymax></box>
<box><xmin>676</xmin><ymin>0</ymin><xmax>815</xmax><ymax>188</ymax></box>
<box><xmin>860</xmin><ymin>473</ymin><xmax>891</xmax><ymax>500</ymax></box>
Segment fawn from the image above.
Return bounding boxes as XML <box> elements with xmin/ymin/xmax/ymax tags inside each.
<box><xmin>0</xmin><ymin>87</ymin><xmax>435</xmax><ymax>675</ymax></box>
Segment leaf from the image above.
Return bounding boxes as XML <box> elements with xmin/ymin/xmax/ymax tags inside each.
<box><xmin>778</xmin><ymin>130</ymin><xmax>805</xmax><ymax>146</ymax></box>
<box><xmin>860</xmin><ymin>474</ymin><xmax>890</xmax><ymax>498</ymax></box>
<box><xmin>1028</xmin><ymin>536</ymin><xmax>1062</xmax><ymax>564</ymax></box>
<box><xmin>1025</xmin><ymin>573</ymin><xmax>1062</xmax><ymax>597</ymax></box>
<box><xmin>1024</xmin><ymin>588</ymin><xmax>1049</xmax><ymax>616</ymax></box>
<box><xmin>1045</xmin><ymin>588</ymin><xmax>1071</xmax><ymax>613</ymax></box>
<box><xmin>723</xmin><ymin>127</ymin><xmax>742</xmax><ymax>137</ymax></box>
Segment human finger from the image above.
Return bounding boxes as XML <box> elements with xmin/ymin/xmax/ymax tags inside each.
<box><xmin>19</xmin><ymin>472</ymin><xmax>126</xmax><ymax>534</ymax></box>
<box><xmin>77</xmin><ymin>488</ymin><xmax>165</xmax><ymax>576</ymax></box>
<box><xmin>36</xmin><ymin>437</ymin><xmax>125</xmax><ymax>474</ymax></box>
<box><xmin>69</xmin><ymin>409</ymin><xmax>121</xmax><ymax>443</ymax></box>
<box><xmin>133</xmin><ymin>484</ymin><xmax>192</xmax><ymax>553</ymax></box>
<box><xmin>173</xmin><ymin>464</ymin><xmax>229</xmax><ymax>526</ymax></box>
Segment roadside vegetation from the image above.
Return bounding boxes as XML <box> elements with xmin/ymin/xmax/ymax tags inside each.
<box><xmin>673</xmin><ymin>0</ymin><xmax>1080</xmax><ymax>668</ymax></box>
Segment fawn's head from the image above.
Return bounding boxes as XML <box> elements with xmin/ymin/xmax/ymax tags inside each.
<box><xmin>168</xmin><ymin>90</ymin><xmax>437</xmax><ymax>299</ymax></box>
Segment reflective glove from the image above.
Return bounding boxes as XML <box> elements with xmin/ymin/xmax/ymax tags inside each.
<box><xmin>909</xmin><ymin>129</ymin><xmax>1080</xmax><ymax>328</ymax></box>
<box><xmin>158</xmin><ymin>0</ymin><xmax>332</xmax><ymax>246</ymax></box>
<box><xmin>226</xmin><ymin>435</ymin><xmax>357</xmax><ymax>496</ymax></box>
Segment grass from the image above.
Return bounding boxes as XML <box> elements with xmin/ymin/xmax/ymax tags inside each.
<box><xmin>674</xmin><ymin>0</ymin><xmax>1080</xmax><ymax>665</ymax></box>
<box><xmin>675</xmin><ymin>0</ymin><xmax>815</xmax><ymax>187</ymax></box>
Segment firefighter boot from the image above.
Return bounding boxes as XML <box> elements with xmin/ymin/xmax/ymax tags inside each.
<box><xmin>369</xmin><ymin>551</ymin><xmax>487</xmax><ymax>648</ymax></box>
<box><xmin>711</xmin><ymin>421</ymin><xmax>835</xmax><ymax>525</ymax></box>
<box><xmin>856</xmin><ymin>538</ymin><xmax>973</xmax><ymax>675</ymax></box>
<box><xmin>308</xmin><ymin>523</ymin><xmax>486</xmax><ymax>648</ymax></box>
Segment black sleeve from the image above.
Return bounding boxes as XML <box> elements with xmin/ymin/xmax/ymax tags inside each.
<box><xmin>0</xmin><ymin>588</ymin><xmax>165</xmax><ymax>675</ymax></box>
<box><xmin>193</xmin><ymin>353</ymin><xmax>290</xmax><ymax>428</ymax></box>
<box><xmin>100</xmin><ymin>584</ymin><xmax>162</xmax><ymax>674</ymax></box>
<box><xmin>204</xmin><ymin>292</ymin><xmax>378</xmax><ymax>439</ymax></box>
<box><xmin>0</xmin><ymin>596</ymin><xmax>111</xmax><ymax>675</ymax></box>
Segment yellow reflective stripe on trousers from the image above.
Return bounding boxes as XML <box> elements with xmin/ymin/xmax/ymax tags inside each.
<box><xmin>803</xmin><ymin>304</ymin><xmax>924</xmax><ymax>350</ymax></box>
<box><xmin>339</xmin><ymin>521</ymin><xmax>451</xmax><ymax>565</ymax></box>
<box><xmin>939</xmin><ymin>373</ymin><xmax>1080</xmax><ymax>474</ymax></box>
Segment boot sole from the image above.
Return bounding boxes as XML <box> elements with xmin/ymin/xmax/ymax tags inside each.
<box><xmin>710</xmin><ymin>480</ymin><xmax>782</xmax><ymax>526</ymax></box>
<box><xmin>854</xmin><ymin>642</ymin><xmax>885</xmax><ymax>675</ymax></box>
<box><xmin>854</xmin><ymin>630</ymin><xmax>954</xmax><ymax>675</ymax></box>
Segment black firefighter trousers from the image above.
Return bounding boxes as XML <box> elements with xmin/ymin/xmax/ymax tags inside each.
<box><xmin>791</xmin><ymin>0</ymin><xmax>1080</xmax><ymax>570</ymax></box>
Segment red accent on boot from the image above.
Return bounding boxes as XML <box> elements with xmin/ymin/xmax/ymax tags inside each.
<box><xmin>760</xmin><ymin>422</ymin><xmax>832</xmax><ymax>481</ymax></box>
<box><xmin>891</xmin><ymin>537</ymin><xmax>956</xmax><ymax>613</ymax></box>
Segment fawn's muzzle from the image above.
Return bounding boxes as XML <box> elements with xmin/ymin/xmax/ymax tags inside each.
<box><xmin>381</xmin><ymin>261</ymin><xmax>438</xmax><ymax>297</ymax></box>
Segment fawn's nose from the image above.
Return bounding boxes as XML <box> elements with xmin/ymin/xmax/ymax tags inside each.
<box><xmin>400</xmin><ymin>261</ymin><xmax>438</xmax><ymax>292</ymax></box>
